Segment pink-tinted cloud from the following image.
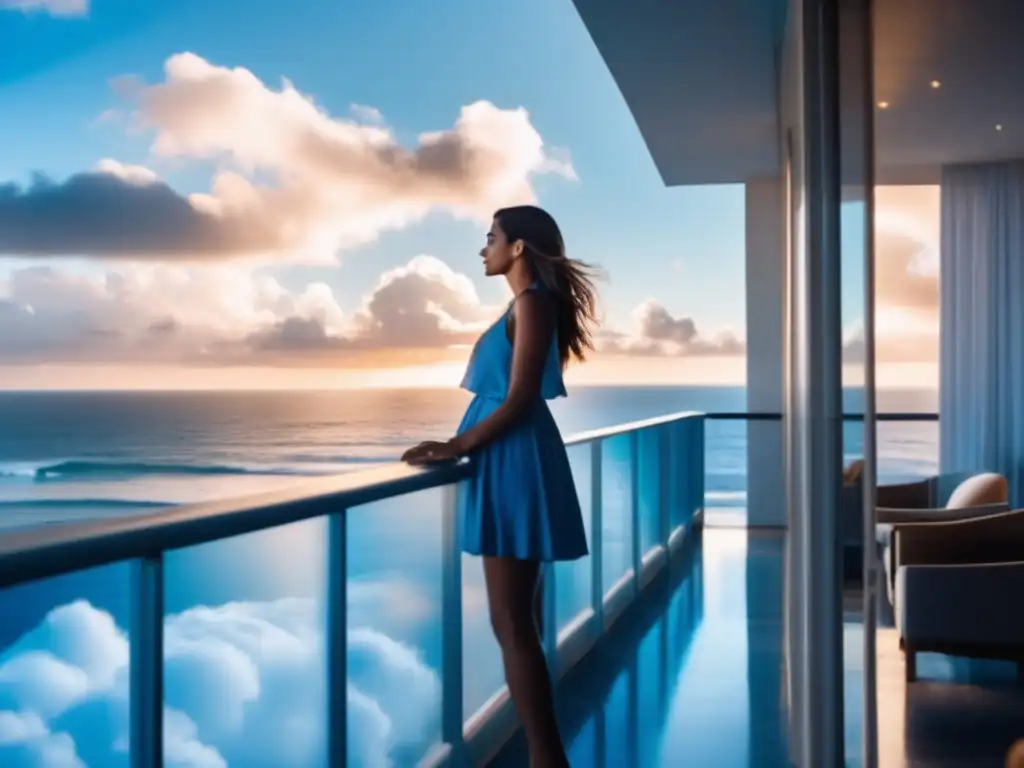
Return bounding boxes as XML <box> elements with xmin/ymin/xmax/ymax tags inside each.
<box><xmin>0</xmin><ymin>53</ymin><xmax>575</xmax><ymax>261</ymax></box>
<box><xmin>599</xmin><ymin>299</ymin><xmax>745</xmax><ymax>357</ymax></box>
<box><xmin>0</xmin><ymin>257</ymin><xmax>504</xmax><ymax>364</ymax></box>
<box><xmin>844</xmin><ymin>227</ymin><xmax>939</xmax><ymax>363</ymax></box>
<box><xmin>0</xmin><ymin>256</ymin><xmax>743</xmax><ymax>366</ymax></box>
<box><xmin>250</xmin><ymin>256</ymin><xmax>502</xmax><ymax>353</ymax></box>
<box><xmin>875</xmin><ymin>229</ymin><xmax>938</xmax><ymax>311</ymax></box>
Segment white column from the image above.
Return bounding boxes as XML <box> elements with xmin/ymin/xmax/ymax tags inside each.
<box><xmin>939</xmin><ymin>160</ymin><xmax>1024</xmax><ymax>506</ymax></box>
<box><xmin>745</xmin><ymin>177</ymin><xmax>787</xmax><ymax>528</ymax></box>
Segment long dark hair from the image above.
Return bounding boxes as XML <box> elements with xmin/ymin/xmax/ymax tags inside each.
<box><xmin>493</xmin><ymin>205</ymin><xmax>600</xmax><ymax>369</ymax></box>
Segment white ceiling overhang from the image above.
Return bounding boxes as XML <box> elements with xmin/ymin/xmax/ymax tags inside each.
<box><xmin>571</xmin><ymin>0</ymin><xmax>1024</xmax><ymax>187</ymax></box>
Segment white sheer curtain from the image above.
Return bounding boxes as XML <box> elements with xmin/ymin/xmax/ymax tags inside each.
<box><xmin>939</xmin><ymin>160</ymin><xmax>1024</xmax><ymax>505</ymax></box>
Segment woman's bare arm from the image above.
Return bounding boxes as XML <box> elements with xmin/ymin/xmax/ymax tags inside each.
<box><xmin>449</xmin><ymin>291</ymin><xmax>554</xmax><ymax>455</ymax></box>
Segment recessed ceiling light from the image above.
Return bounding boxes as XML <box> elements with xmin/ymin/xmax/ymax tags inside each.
<box><xmin>930</xmin><ymin>80</ymin><xmax>941</xmax><ymax>89</ymax></box>
<box><xmin>996</xmin><ymin>124</ymin><xmax>1004</xmax><ymax>131</ymax></box>
<box><xmin>877</xmin><ymin>101</ymin><xmax>890</xmax><ymax>109</ymax></box>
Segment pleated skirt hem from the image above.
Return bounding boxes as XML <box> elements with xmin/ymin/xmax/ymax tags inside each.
<box><xmin>456</xmin><ymin>395</ymin><xmax>589</xmax><ymax>563</ymax></box>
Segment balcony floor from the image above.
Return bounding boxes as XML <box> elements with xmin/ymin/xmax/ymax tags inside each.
<box><xmin>489</xmin><ymin>528</ymin><xmax>1024</xmax><ymax>767</ymax></box>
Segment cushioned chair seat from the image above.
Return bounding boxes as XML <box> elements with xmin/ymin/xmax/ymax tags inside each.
<box><xmin>897</xmin><ymin>560</ymin><xmax>1024</xmax><ymax>682</ymax></box>
<box><xmin>879</xmin><ymin>472</ymin><xmax>1010</xmax><ymax>614</ymax></box>
<box><xmin>897</xmin><ymin>562</ymin><xmax>1024</xmax><ymax>647</ymax></box>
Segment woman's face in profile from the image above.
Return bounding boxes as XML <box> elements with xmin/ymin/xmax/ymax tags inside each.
<box><xmin>480</xmin><ymin>219</ymin><xmax>518</xmax><ymax>277</ymax></box>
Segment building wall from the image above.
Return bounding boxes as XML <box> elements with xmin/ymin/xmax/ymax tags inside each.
<box><xmin>744</xmin><ymin>178</ymin><xmax>786</xmax><ymax>530</ymax></box>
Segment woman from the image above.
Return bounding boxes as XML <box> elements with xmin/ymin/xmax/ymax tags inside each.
<box><xmin>402</xmin><ymin>204</ymin><xmax>598</xmax><ymax>767</ymax></box>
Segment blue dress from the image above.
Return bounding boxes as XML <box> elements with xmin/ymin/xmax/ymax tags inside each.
<box><xmin>457</xmin><ymin>288</ymin><xmax>589</xmax><ymax>562</ymax></box>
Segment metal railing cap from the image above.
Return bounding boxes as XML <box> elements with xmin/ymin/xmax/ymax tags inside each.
<box><xmin>564</xmin><ymin>410</ymin><xmax>703</xmax><ymax>446</ymax></box>
<box><xmin>0</xmin><ymin>460</ymin><xmax>472</xmax><ymax>588</ymax></box>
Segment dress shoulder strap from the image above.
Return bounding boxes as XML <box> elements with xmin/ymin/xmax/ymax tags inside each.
<box><xmin>506</xmin><ymin>282</ymin><xmax>557</xmax><ymax>339</ymax></box>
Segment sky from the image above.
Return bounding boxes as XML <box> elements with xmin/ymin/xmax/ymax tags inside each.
<box><xmin>0</xmin><ymin>0</ymin><xmax>939</xmax><ymax>389</ymax></box>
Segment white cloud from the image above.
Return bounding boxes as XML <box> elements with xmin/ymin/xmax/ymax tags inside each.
<box><xmin>0</xmin><ymin>725</ymin><xmax>84</xmax><ymax>768</ymax></box>
<box><xmin>600</xmin><ymin>299</ymin><xmax>745</xmax><ymax>357</ymax></box>
<box><xmin>246</xmin><ymin>253</ymin><xmax>501</xmax><ymax>354</ymax></box>
<box><xmin>842</xmin><ymin>309</ymin><xmax>939</xmax><ymax>364</ymax></box>
<box><xmin>93</xmin><ymin>159</ymin><xmax>159</xmax><ymax>187</ymax></box>
<box><xmin>0</xmin><ymin>0</ymin><xmax>87</xmax><ymax>17</ymax></box>
<box><xmin>162</xmin><ymin>709</ymin><xmax>226</xmax><ymax>768</ymax></box>
<box><xmin>0</xmin><ymin>263</ymin><xmax>348</xmax><ymax>363</ymax></box>
<box><xmin>0</xmin><ymin>255</ymin><xmax>754</xmax><ymax>366</ymax></box>
<box><xmin>843</xmin><ymin>225</ymin><xmax>939</xmax><ymax>363</ymax></box>
<box><xmin>875</xmin><ymin>229</ymin><xmax>938</xmax><ymax>311</ymax></box>
<box><xmin>348</xmin><ymin>255</ymin><xmax>498</xmax><ymax>347</ymax></box>
<box><xmin>348</xmin><ymin>577</ymin><xmax>435</xmax><ymax>629</ymax></box>
<box><xmin>0</xmin><ymin>601</ymin><xmax>127</xmax><ymax>720</ymax></box>
<box><xmin>0</xmin><ymin>653</ymin><xmax>89</xmax><ymax>723</ymax></box>
<box><xmin>349</xmin><ymin>104</ymin><xmax>384</xmax><ymax>126</ymax></box>
<box><xmin>0</xmin><ymin>53</ymin><xmax>574</xmax><ymax>262</ymax></box>
<box><xmin>0</xmin><ymin>579</ymin><xmax>443</xmax><ymax>767</ymax></box>
<box><xmin>0</xmin><ymin>255</ymin><xmax>507</xmax><ymax>364</ymax></box>
<box><xmin>601</xmin><ymin>221</ymin><xmax>938</xmax><ymax>363</ymax></box>
<box><xmin>0</xmin><ymin>711</ymin><xmax>49</xmax><ymax>745</ymax></box>
<box><xmin>1</xmin><ymin>240</ymin><xmax>938</xmax><ymax>367</ymax></box>
<box><xmin>0</xmin><ymin>601</ymin><xmax>126</xmax><ymax>768</ymax></box>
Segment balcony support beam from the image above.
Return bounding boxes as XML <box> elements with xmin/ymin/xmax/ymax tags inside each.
<box><xmin>326</xmin><ymin>512</ymin><xmax>348</xmax><ymax>768</ymax></box>
<box><xmin>130</xmin><ymin>554</ymin><xmax>164</xmax><ymax>768</ymax></box>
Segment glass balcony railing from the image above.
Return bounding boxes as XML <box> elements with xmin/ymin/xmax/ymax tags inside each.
<box><xmin>703</xmin><ymin>412</ymin><xmax>939</xmax><ymax>524</ymax></box>
<box><xmin>0</xmin><ymin>411</ymin><xmax>705</xmax><ymax>768</ymax></box>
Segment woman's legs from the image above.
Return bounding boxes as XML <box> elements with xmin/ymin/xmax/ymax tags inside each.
<box><xmin>483</xmin><ymin>556</ymin><xmax>568</xmax><ymax>767</ymax></box>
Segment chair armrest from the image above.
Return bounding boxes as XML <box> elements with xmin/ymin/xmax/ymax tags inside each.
<box><xmin>879</xmin><ymin>501</ymin><xmax>1010</xmax><ymax>525</ymax></box>
<box><xmin>875</xmin><ymin>478</ymin><xmax>932</xmax><ymax>509</ymax></box>
<box><xmin>895</xmin><ymin>508</ymin><xmax>1024</xmax><ymax>569</ymax></box>
<box><xmin>897</xmin><ymin>562</ymin><xmax>1024</xmax><ymax>646</ymax></box>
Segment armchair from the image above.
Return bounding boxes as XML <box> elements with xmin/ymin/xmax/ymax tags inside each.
<box><xmin>878</xmin><ymin>471</ymin><xmax>1009</xmax><ymax>605</ymax></box>
<box><xmin>893</xmin><ymin>508</ymin><xmax>1024</xmax><ymax>681</ymax></box>
<box><xmin>839</xmin><ymin>464</ymin><xmax>1009</xmax><ymax>599</ymax></box>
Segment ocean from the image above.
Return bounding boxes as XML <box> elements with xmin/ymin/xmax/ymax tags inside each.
<box><xmin>0</xmin><ymin>385</ymin><xmax>938</xmax><ymax>528</ymax></box>
<box><xmin>0</xmin><ymin>385</ymin><xmax>938</xmax><ymax>768</ymax></box>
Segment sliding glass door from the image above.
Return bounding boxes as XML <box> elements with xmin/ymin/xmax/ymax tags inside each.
<box><xmin>837</xmin><ymin>0</ymin><xmax>880</xmax><ymax>765</ymax></box>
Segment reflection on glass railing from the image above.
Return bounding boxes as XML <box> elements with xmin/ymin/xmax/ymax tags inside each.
<box><xmin>875</xmin><ymin>420</ymin><xmax>939</xmax><ymax>483</ymax></box>
<box><xmin>636</xmin><ymin>619</ymin><xmax>666</xmax><ymax>766</ymax></box>
<box><xmin>462</xmin><ymin>553</ymin><xmax>503</xmax><ymax>720</ymax></box>
<box><xmin>163</xmin><ymin>517</ymin><xmax>330</xmax><ymax>767</ymax></box>
<box><xmin>465</xmin><ymin>416</ymin><xmax>704</xmax><ymax>727</ymax></box>
<box><xmin>497</xmin><ymin>547</ymin><xmax>706</xmax><ymax>767</ymax></box>
<box><xmin>841</xmin><ymin>419</ymin><xmax>940</xmax><ymax>487</ymax></box>
<box><xmin>670</xmin><ymin>418</ymin><xmax>704</xmax><ymax>533</ymax></box>
<box><xmin>601</xmin><ymin>666</ymin><xmax>632</xmax><ymax>765</ymax></box>
<box><xmin>704</xmin><ymin>415</ymin><xmax>941</xmax><ymax>520</ymax></box>
<box><xmin>705</xmin><ymin>418</ymin><xmax>747</xmax><ymax>513</ymax></box>
<box><xmin>566</xmin><ymin>716</ymin><xmax>599</xmax><ymax>768</ymax></box>
<box><xmin>0</xmin><ymin>414</ymin><xmax>708</xmax><ymax>768</ymax></box>
<box><xmin>554</xmin><ymin>445</ymin><xmax>593</xmax><ymax>633</ymax></box>
<box><xmin>0</xmin><ymin>563</ymin><xmax>132</xmax><ymax>766</ymax></box>
<box><xmin>601</xmin><ymin>434</ymin><xmax>634</xmax><ymax>596</ymax></box>
<box><xmin>347</xmin><ymin>490</ymin><xmax>445</xmax><ymax>767</ymax></box>
<box><xmin>637</xmin><ymin>427</ymin><xmax>662</xmax><ymax>557</ymax></box>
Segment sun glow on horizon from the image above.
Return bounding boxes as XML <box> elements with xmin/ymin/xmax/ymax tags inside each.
<box><xmin>0</xmin><ymin>357</ymin><xmax>937</xmax><ymax>392</ymax></box>
<box><xmin>0</xmin><ymin>355</ymin><xmax>752</xmax><ymax>391</ymax></box>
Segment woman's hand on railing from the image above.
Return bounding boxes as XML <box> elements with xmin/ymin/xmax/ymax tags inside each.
<box><xmin>402</xmin><ymin>440</ymin><xmax>461</xmax><ymax>465</ymax></box>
